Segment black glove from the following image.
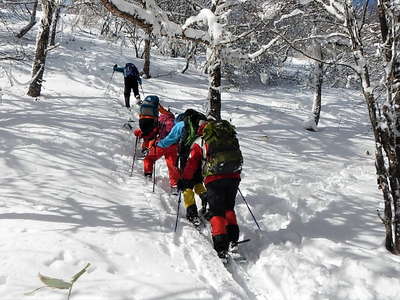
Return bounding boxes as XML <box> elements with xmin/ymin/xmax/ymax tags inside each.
<box><xmin>177</xmin><ymin>179</ymin><xmax>190</xmax><ymax>191</ymax></box>
<box><xmin>113</xmin><ymin>64</ymin><xmax>117</xmax><ymax>70</ymax></box>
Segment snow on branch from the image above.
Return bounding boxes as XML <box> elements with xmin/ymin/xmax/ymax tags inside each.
<box><xmin>273</xmin><ymin>29</ymin><xmax>358</xmax><ymax>73</ymax></box>
<box><xmin>183</xmin><ymin>9</ymin><xmax>223</xmax><ymax>44</ymax></box>
<box><xmin>2</xmin><ymin>0</ymin><xmax>38</xmax><ymax>4</ymax></box>
<box><xmin>314</xmin><ymin>0</ymin><xmax>345</xmax><ymax>22</ymax></box>
<box><xmin>274</xmin><ymin>9</ymin><xmax>305</xmax><ymax>27</ymax></box>
<box><xmin>247</xmin><ymin>35</ymin><xmax>281</xmax><ymax>60</ymax></box>
<box><xmin>100</xmin><ymin>0</ymin><xmax>210</xmax><ymax>44</ymax></box>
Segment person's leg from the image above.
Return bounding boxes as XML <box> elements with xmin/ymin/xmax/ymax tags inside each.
<box><xmin>164</xmin><ymin>145</ymin><xmax>180</xmax><ymax>187</ymax></box>
<box><xmin>193</xmin><ymin>182</ymin><xmax>208</xmax><ymax>214</ymax></box>
<box><xmin>224</xmin><ymin>178</ymin><xmax>240</xmax><ymax>244</ymax></box>
<box><xmin>132</xmin><ymin>80</ymin><xmax>140</xmax><ymax>102</ymax></box>
<box><xmin>183</xmin><ymin>188</ymin><xmax>198</xmax><ymax>221</ymax></box>
<box><xmin>206</xmin><ymin>180</ymin><xmax>229</xmax><ymax>254</ymax></box>
<box><xmin>124</xmin><ymin>78</ymin><xmax>132</xmax><ymax>108</ymax></box>
<box><xmin>143</xmin><ymin>145</ymin><xmax>162</xmax><ymax>175</ymax></box>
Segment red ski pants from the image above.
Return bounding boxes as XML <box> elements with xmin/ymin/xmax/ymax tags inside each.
<box><xmin>143</xmin><ymin>144</ymin><xmax>179</xmax><ymax>187</ymax></box>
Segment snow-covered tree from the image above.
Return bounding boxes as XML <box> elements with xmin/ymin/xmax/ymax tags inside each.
<box><xmin>27</xmin><ymin>0</ymin><xmax>57</xmax><ymax>97</ymax></box>
<box><xmin>99</xmin><ymin>0</ymin><xmax>283</xmax><ymax>119</ymax></box>
<box><xmin>305</xmin><ymin>0</ymin><xmax>400</xmax><ymax>254</ymax></box>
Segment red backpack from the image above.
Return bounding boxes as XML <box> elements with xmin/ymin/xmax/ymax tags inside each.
<box><xmin>158</xmin><ymin>112</ymin><xmax>175</xmax><ymax>139</ymax></box>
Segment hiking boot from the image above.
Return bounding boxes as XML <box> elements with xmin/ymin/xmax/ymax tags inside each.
<box><xmin>229</xmin><ymin>241</ymin><xmax>239</xmax><ymax>254</ymax></box>
<box><xmin>141</xmin><ymin>148</ymin><xmax>149</xmax><ymax>156</ymax></box>
<box><xmin>186</xmin><ymin>204</ymin><xmax>198</xmax><ymax>219</ymax></box>
<box><xmin>135</xmin><ymin>95</ymin><xmax>142</xmax><ymax>105</ymax></box>
<box><xmin>186</xmin><ymin>204</ymin><xmax>200</xmax><ymax>226</ymax></box>
<box><xmin>217</xmin><ymin>250</ymin><xmax>229</xmax><ymax>263</ymax></box>
<box><xmin>188</xmin><ymin>216</ymin><xmax>201</xmax><ymax>228</ymax></box>
<box><xmin>170</xmin><ymin>186</ymin><xmax>179</xmax><ymax>195</ymax></box>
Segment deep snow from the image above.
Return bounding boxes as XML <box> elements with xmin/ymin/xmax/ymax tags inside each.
<box><xmin>1</xmin><ymin>19</ymin><xmax>400</xmax><ymax>300</ymax></box>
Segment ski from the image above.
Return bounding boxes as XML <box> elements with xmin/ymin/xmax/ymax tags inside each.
<box><xmin>227</xmin><ymin>239</ymin><xmax>250</xmax><ymax>264</ymax></box>
<box><xmin>236</xmin><ymin>238</ymin><xmax>251</xmax><ymax>245</ymax></box>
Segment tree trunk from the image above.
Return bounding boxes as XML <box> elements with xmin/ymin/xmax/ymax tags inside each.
<box><xmin>143</xmin><ymin>28</ymin><xmax>151</xmax><ymax>78</ymax></box>
<box><xmin>49</xmin><ymin>5</ymin><xmax>61</xmax><ymax>46</ymax></box>
<box><xmin>207</xmin><ymin>47</ymin><xmax>222</xmax><ymax>120</ymax></box>
<box><xmin>306</xmin><ymin>37</ymin><xmax>323</xmax><ymax>131</ymax></box>
<box><xmin>27</xmin><ymin>0</ymin><xmax>55</xmax><ymax>98</ymax></box>
<box><xmin>181</xmin><ymin>43</ymin><xmax>196</xmax><ymax>74</ymax></box>
<box><xmin>377</xmin><ymin>0</ymin><xmax>400</xmax><ymax>253</ymax></box>
<box><xmin>344</xmin><ymin>1</ymin><xmax>400</xmax><ymax>254</ymax></box>
<box><xmin>16</xmin><ymin>0</ymin><xmax>39</xmax><ymax>38</ymax></box>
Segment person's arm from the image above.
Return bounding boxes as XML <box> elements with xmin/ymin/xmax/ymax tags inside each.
<box><xmin>181</xmin><ymin>143</ymin><xmax>203</xmax><ymax>180</ymax></box>
<box><xmin>113</xmin><ymin>65</ymin><xmax>124</xmax><ymax>73</ymax></box>
<box><xmin>158</xmin><ymin>104</ymin><xmax>173</xmax><ymax>116</ymax></box>
<box><xmin>157</xmin><ymin>121</ymin><xmax>184</xmax><ymax>148</ymax></box>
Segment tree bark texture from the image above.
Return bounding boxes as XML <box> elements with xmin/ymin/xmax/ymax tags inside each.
<box><xmin>49</xmin><ymin>5</ymin><xmax>61</xmax><ymax>46</ymax></box>
<box><xmin>27</xmin><ymin>0</ymin><xmax>55</xmax><ymax>98</ymax></box>
<box><xmin>143</xmin><ymin>29</ymin><xmax>151</xmax><ymax>78</ymax></box>
<box><xmin>311</xmin><ymin>36</ymin><xmax>323</xmax><ymax>127</ymax></box>
<box><xmin>345</xmin><ymin>1</ymin><xmax>400</xmax><ymax>253</ymax></box>
<box><xmin>377</xmin><ymin>0</ymin><xmax>400</xmax><ymax>252</ymax></box>
<box><xmin>207</xmin><ymin>47</ymin><xmax>222</xmax><ymax>120</ymax></box>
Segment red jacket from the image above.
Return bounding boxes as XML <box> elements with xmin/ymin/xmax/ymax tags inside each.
<box><xmin>181</xmin><ymin>138</ymin><xmax>240</xmax><ymax>185</ymax></box>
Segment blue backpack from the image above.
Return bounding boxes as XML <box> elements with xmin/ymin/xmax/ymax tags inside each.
<box><xmin>125</xmin><ymin>63</ymin><xmax>139</xmax><ymax>78</ymax></box>
<box><xmin>139</xmin><ymin>95</ymin><xmax>160</xmax><ymax>118</ymax></box>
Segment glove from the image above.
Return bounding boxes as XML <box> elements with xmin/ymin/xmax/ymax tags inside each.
<box><xmin>113</xmin><ymin>64</ymin><xmax>117</xmax><ymax>71</ymax></box>
<box><xmin>133</xmin><ymin>128</ymin><xmax>142</xmax><ymax>137</ymax></box>
<box><xmin>177</xmin><ymin>179</ymin><xmax>191</xmax><ymax>191</ymax></box>
<box><xmin>141</xmin><ymin>148</ymin><xmax>149</xmax><ymax>156</ymax></box>
<box><xmin>138</xmin><ymin>78</ymin><xmax>142</xmax><ymax>85</ymax></box>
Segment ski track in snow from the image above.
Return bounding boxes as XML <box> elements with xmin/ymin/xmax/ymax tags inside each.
<box><xmin>2</xmin><ymin>26</ymin><xmax>400</xmax><ymax>300</ymax></box>
<box><xmin>115</xmin><ymin>103</ymin><xmax>266</xmax><ymax>300</ymax></box>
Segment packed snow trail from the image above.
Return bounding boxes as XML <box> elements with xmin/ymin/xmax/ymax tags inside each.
<box><xmin>0</xmin><ymin>88</ymin><xmax>262</xmax><ymax>299</ymax></box>
<box><xmin>2</xmin><ymin>28</ymin><xmax>400</xmax><ymax>300</ymax></box>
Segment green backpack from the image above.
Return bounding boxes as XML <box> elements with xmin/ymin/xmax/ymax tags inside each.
<box><xmin>202</xmin><ymin>120</ymin><xmax>243</xmax><ymax>177</ymax></box>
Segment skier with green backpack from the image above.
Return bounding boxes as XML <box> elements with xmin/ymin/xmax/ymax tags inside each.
<box><xmin>177</xmin><ymin>116</ymin><xmax>243</xmax><ymax>261</ymax></box>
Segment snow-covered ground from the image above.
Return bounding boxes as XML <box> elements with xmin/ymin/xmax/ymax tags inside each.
<box><xmin>1</xmin><ymin>22</ymin><xmax>400</xmax><ymax>300</ymax></box>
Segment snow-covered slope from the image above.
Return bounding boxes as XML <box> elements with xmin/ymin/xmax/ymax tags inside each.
<box><xmin>1</xmin><ymin>27</ymin><xmax>400</xmax><ymax>300</ymax></box>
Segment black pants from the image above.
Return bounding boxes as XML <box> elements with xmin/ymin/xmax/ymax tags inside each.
<box><xmin>206</xmin><ymin>178</ymin><xmax>240</xmax><ymax>251</ymax></box>
<box><xmin>124</xmin><ymin>77</ymin><xmax>139</xmax><ymax>108</ymax></box>
<box><xmin>205</xmin><ymin>178</ymin><xmax>240</xmax><ymax>217</ymax></box>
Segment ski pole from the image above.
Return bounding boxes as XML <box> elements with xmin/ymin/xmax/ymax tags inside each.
<box><xmin>105</xmin><ymin>70</ymin><xmax>115</xmax><ymax>95</ymax></box>
<box><xmin>152</xmin><ymin>160</ymin><xmax>156</xmax><ymax>193</ymax></box>
<box><xmin>238</xmin><ymin>188</ymin><xmax>261</xmax><ymax>231</ymax></box>
<box><xmin>140</xmin><ymin>84</ymin><xmax>145</xmax><ymax>98</ymax></box>
<box><xmin>129</xmin><ymin>136</ymin><xmax>139</xmax><ymax>177</ymax></box>
<box><xmin>174</xmin><ymin>191</ymin><xmax>182</xmax><ymax>232</ymax></box>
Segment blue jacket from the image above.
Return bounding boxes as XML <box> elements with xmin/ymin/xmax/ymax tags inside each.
<box><xmin>114</xmin><ymin>66</ymin><xmax>142</xmax><ymax>85</ymax></box>
<box><xmin>157</xmin><ymin>121</ymin><xmax>184</xmax><ymax>148</ymax></box>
